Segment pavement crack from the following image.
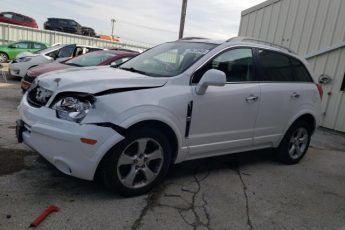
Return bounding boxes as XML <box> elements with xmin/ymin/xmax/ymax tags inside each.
<box><xmin>131</xmin><ymin>183</ymin><xmax>168</xmax><ymax>230</ymax></box>
<box><xmin>176</xmin><ymin>167</ymin><xmax>213</xmax><ymax>230</ymax></box>
<box><xmin>234</xmin><ymin>159</ymin><xmax>253</xmax><ymax>230</ymax></box>
<box><xmin>131</xmin><ymin>167</ymin><xmax>212</xmax><ymax>230</ymax></box>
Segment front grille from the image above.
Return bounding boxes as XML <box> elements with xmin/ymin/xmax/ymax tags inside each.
<box><xmin>23</xmin><ymin>74</ymin><xmax>36</xmax><ymax>83</ymax></box>
<box><xmin>27</xmin><ymin>86</ymin><xmax>52</xmax><ymax>108</ymax></box>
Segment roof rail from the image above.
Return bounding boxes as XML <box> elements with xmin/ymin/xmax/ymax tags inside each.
<box><xmin>178</xmin><ymin>37</ymin><xmax>209</xmax><ymax>40</ymax></box>
<box><xmin>226</xmin><ymin>36</ymin><xmax>295</xmax><ymax>54</ymax></box>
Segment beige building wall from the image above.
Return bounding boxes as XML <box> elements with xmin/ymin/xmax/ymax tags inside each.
<box><xmin>239</xmin><ymin>0</ymin><xmax>345</xmax><ymax>132</ymax></box>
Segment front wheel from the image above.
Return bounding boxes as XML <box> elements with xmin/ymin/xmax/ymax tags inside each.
<box><xmin>277</xmin><ymin>120</ymin><xmax>312</xmax><ymax>164</ymax></box>
<box><xmin>101</xmin><ymin>127</ymin><xmax>172</xmax><ymax>196</ymax></box>
<box><xmin>0</xmin><ymin>52</ymin><xmax>8</xmax><ymax>63</ymax></box>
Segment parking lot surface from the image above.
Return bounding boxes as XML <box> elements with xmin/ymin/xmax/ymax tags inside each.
<box><xmin>0</xmin><ymin>71</ymin><xmax>345</xmax><ymax>230</ymax></box>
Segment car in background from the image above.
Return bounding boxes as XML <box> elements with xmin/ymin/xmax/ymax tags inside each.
<box><xmin>21</xmin><ymin>49</ymin><xmax>139</xmax><ymax>91</ymax></box>
<box><xmin>0</xmin><ymin>40</ymin><xmax>47</xmax><ymax>63</ymax></box>
<box><xmin>44</xmin><ymin>18</ymin><xmax>83</xmax><ymax>35</ymax></box>
<box><xmin>82</xmin><ymin>27</ymin><xmax>96</xmax><ymax>37</ymax></box>
<box><xmin>0</xmin><ymin>12</ymin><xmax>38</xmax><ymax>29</ymax></box>
<box><xmin>9</xmin><ymin>44</ymin><xmax>102</xmax><ymax>78</ymax></box>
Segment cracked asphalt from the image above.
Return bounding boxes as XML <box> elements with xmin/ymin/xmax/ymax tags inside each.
<box><xmin>1</xmin><ymin>70</ymin><xmax>345</xmax><ymax>230</ymax></box>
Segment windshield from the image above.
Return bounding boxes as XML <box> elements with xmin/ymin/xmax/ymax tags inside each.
<box><xmin>120</xmin><ymin>42</ymin><xmax>217</xmax><ymax>77</ymax></box>
<box><xmin>65</xmin><ymin>51</ymin><xmax>117</xmax><ymax>67</ymax></box>
<box><xmin>33</xmin><ymin>45</ymin><xmax>65</xmax><ymax>54</ymax></box>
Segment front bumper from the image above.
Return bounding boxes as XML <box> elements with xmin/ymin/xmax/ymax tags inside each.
<box><xmin>17</xmin><ymin>95</ymin><xmax>125</xmax><ymax>180</ymax></box>
<box><xmin>9</xmin><ymin>62</ymin><xmax>25</xmax><ymax>78</ymax></box>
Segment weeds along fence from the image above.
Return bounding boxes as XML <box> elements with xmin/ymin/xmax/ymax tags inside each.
<box><xmin>0</xmin><ymin>22</ymin><xmax>150</xmax><ymax>52</ymax></box>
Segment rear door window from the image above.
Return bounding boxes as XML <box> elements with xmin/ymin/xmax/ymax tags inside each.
<box><xmin>258</xmin><ymin>49</ymin><xmax>293</xmax><ymax>82</ymax></box>
<box><xmin>13</xmin><ymin>14</ymin><xmax>25</xmax><ymax>22</ymax></box>
<box><xmin>33</xmin><ymin>43</ymin><xmax>46</xmax><ymax>49</ymax></box>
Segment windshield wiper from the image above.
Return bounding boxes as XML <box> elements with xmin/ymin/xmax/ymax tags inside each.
<box><xmin>119</xmin><ymin>67</ymin><xmax>150</xmax><ymax>76</ymax></box>
<box><xmin>65</xmin><ymin>63</ymin><xmax>83</xmax><ymax>67</ymax></box>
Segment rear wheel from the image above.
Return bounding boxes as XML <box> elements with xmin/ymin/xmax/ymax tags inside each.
<box><xmin>101</xmin><ymin>127</ymin><xmax>172</xmax><ymax>196</ymax></box>
<box><xmin>0</xmin><ymin>52</ymin><xmax>8</xmax><ymax>63</ymax></box>
<box><xmin>277</xmin><ymin>120</ymin><xmax>312</xmax><ymax>164</ymax></box>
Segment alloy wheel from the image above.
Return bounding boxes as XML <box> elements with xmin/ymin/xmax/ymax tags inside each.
<box><xmin>288</xmin><ymin>127</ymin><xmax>309</xmax><ymax>159</ymax></box>
<box><xmin>116</xmin><ymin>138</ymin><xmax>164</xmax><ymax>189</ymax></box>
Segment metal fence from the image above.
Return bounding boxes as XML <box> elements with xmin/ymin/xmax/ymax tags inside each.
<box><xmin>0</xmin><ymin>22</ymin><xmax>150</xmax><ymax>52</ymax></box>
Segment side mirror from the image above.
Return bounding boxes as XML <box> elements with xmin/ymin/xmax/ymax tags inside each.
<box><xmin>196</xmin><ymin>69</ymin><xmax>226</xmax><ymax>95</ymax></box>
<box><xmin>8</xmin><ymin>44</ymin><xmax>16</xmax><ymax>48</ymax></box>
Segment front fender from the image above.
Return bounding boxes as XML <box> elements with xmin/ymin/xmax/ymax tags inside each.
<box><xmin>118</xmin><ymin>105</ymin><xmax>186</xmax><ymax>149</ymax></box>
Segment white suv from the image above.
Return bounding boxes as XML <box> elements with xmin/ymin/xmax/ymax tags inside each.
<box><xmin>16</xmin><ymin>37</ymin><xmax>322</xmax><ymax>196</ymax></box>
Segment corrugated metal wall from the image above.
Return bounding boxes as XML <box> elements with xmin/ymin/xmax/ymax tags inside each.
<box><xmin>0</xmin><ymin>23</ymin><xmax>149</xmax><ymax>52</ymax></box>
<box><xmin>239</xmin><ymin>0</ymin><xmax>345</xmax><ymax>132</ymax></box>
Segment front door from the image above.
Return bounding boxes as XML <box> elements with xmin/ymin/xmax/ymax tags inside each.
<box><xmin>187</xmin><ymin>48</ymin><xmax>260</xmax><ymax>157</ymax></box>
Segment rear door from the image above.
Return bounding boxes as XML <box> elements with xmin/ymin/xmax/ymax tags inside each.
<box><xmin>188</xmin><ymin>48</ymin><xmax>261</xmax><ymax>157</ymax></box>
<box><xmin>253</xmin><ymin>49</ymin><xmax>315</xmax><ymax>146</ymax></box>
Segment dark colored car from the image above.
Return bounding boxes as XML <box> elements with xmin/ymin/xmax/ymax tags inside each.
<box><xmin>44</xmin><ymin>18</ymin><xmax>82</xmax><ymax>35</ymax></box>
<box><xmin>82</xmin><ymin>27</ymin><xmax>96</xmax><ymax>37</ymax></box>
<box><xmin>21</xmin><ymin>49</ymin><xmax>139</xmax><ymax>91</ymax></box>
<box><xmin>0</xmin><ymin>12</ymin><xmax>38</xmax><ymax>28</ymax></box>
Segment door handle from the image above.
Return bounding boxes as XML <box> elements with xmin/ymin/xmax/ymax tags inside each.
<box><xmin>291</xmin><ymin>92</ymin><xmax>300</xmax><ymax>99</ymax></box>
<box><xmin>245</xmin><ymin>95</ymin><xmax>259</xmax><ymax>102</ymax></box>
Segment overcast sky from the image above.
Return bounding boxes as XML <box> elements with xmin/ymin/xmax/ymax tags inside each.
<box><xmin>2</xmin><ymin>0</ymin><xmax>264</xmax><ymax>46</ymax></box>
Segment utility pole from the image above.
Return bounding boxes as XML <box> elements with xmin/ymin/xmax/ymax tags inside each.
<box><xmin>178</xmin><ymin>0</ymin><xmax>188</xmax><ymax>39</ymax></box>
<box><xmin>111</xmin><ymin>18</ymin><xmax>116</xmax><ymax>38</ymax></box>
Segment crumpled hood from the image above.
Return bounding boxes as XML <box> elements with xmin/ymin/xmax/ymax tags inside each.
<box><xmin>36</xmin><ymin>66</ymin><xmax>168</xmax><ymax>94</ymax></box>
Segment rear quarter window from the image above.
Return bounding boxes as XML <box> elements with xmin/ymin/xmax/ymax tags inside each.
<box><xmin>290</xmin><ymin>58</ymin><xmax>313</xmax><ymax>82</ymax></box>
<box><xmin>258</xmin><ymin>49</ymin><xmax>313</xmax><ymax>83</ymax></box>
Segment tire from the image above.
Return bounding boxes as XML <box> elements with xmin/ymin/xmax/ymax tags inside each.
<box><xmin>101</xmin><ymin>127</ymin><xmax>172</xmax><ymax>196</ymax></box>
<box><xmin>277</xmin><ymin>120</ymin><xmax>312</xmax><ymax>164</ymax></box>
<box><xmin>0</xmin><ymin>52</ymin><xmax>8</xmax><ymax>63</ymax></box>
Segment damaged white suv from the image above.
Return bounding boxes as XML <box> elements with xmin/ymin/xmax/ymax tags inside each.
<box><xmin>17</xmin><ymin>37</ymin><xmax>322</xmax><ymax>196</ymax></box>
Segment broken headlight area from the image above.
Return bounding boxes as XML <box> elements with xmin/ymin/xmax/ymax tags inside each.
<box><xmin>52</xmin><ymin>94</ymin><xmax>96</xmax><ymax>123</ymax></box>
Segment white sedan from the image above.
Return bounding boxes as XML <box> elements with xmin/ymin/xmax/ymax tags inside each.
<box><xmin>9</xmin><ymin>44</ymin><xmax>102</xmax><ymax>78</ymax></box>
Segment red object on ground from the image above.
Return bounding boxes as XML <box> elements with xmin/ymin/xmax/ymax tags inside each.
<box><xmin>30</xmin><ymin>205</ymin><xmax>59</xmax><ymax>228</ymax></box>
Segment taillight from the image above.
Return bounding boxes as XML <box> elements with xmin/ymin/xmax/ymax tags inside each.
<box><xmin>316</xmin><ymin>84</ymin><xmax>323</xmax><ymax>99</ymax></box>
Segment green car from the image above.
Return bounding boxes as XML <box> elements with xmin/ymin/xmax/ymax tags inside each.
<box><xmin>0</xmin><ymin>40</ymin><xmax>48</xmax><ymax>63</ymax></box>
